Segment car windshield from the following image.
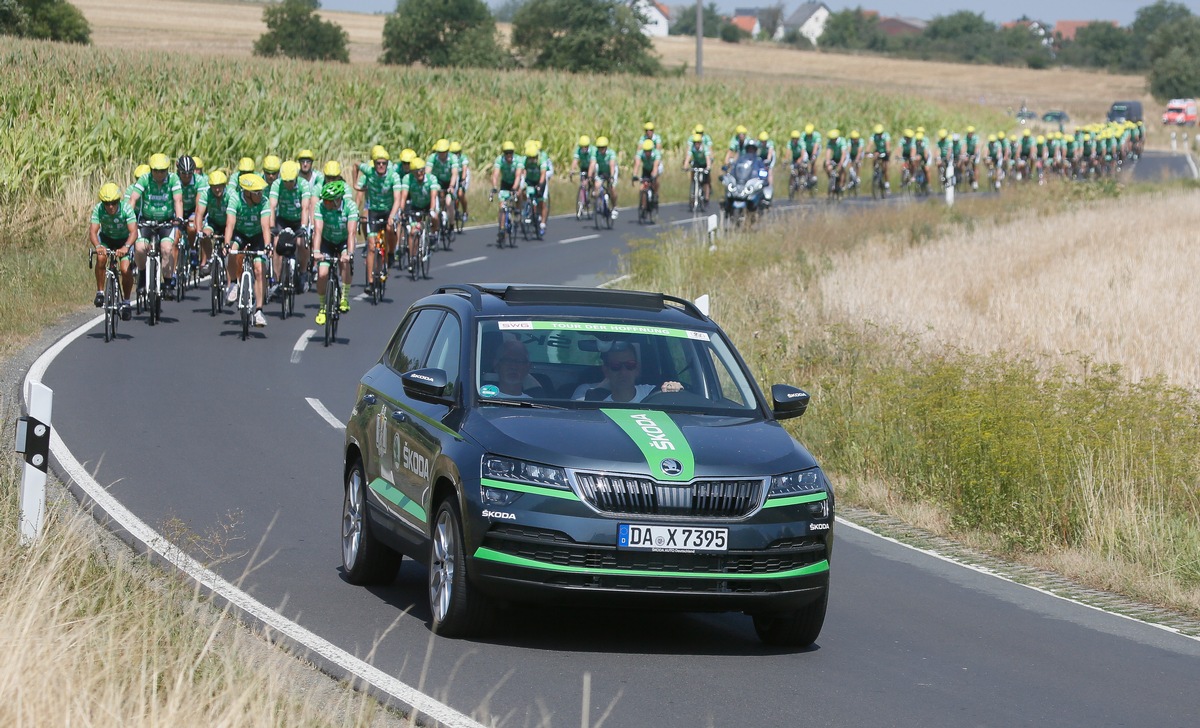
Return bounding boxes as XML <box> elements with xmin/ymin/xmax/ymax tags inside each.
<box><xmin>474</xmin><ymin>317</ymin><xmax>761</xmax><ymax>414</ymax></box>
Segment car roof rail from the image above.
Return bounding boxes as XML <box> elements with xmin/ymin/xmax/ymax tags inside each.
<box><xmin>434</xmin><ymin>284</ymin><xmax>484</xmax><ymax>310</ymax></box>
<box><xmin>468</xmin><ymin>284</ymin><xmax>709</xmax><ymax>320</ymax></box>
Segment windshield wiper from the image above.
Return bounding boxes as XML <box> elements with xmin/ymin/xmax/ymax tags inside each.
<box><xmin>482</xmin><ymin>398</ymin><xmax>566</xmax><ymax>410</ymax></box>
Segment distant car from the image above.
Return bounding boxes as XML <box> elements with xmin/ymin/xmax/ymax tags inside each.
<box><xmin>1107</xmin><ymin>100</ymin><xmax>1144</xmax><ymax>124</ymax></box>
<box><xmin>341</xmin><ymin>284</ymin><xmax>834</xmax><ymax>646</ymax></box>
<box><xmin>1162</xmin><ymin>99</ymin><xmax>1197</xmax><ymax>126</ymax></box>
<box><xmin>1016</xmin><ymin>109</ymin><xmax>1038</xmax><ymax>125</ymax></box>
<box><xmin>1042</xmin><ymin>110</ymin><xmax>1070</xmax><ymax>125</ymax></box>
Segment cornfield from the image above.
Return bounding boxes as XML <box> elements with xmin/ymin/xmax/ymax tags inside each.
<box><xmin>0</xmin><ymin>37</ymin><xmax>1008</xmax><ymax>203</ymax></box>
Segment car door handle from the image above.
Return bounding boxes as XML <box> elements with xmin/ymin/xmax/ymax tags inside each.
<box><xmin>361</xmin><ymin>393</ymin><xmax>376</xmax><ymax>405</ymax></box>
<box><xmin>391</xmin><ymin>411</ymin><xmax>407</xmax><ymax>423</ymax></box>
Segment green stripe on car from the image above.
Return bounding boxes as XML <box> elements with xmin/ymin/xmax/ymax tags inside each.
<box><xmin>480</xmin><ymin>477</ymin><xmax>580</xmax><ymax>501</ymax></box>
<box><xmin>475</xmin><ymin>547</ymin><xmax>829</xmax><ymax>579</ymax></box>
<box><xmin>601</xmin><ymin>409</ymin><xmax>695</xmax><ymax>482</ymax></box>
<box><xmin>368</xmin><ymin>477</ymin><xmax>428</xmax><ymax>522</ymax></box>
<box><xmin>762</xmin><ymin>492</ymin><xmax>828</xmax><ymax>509</ymax></box>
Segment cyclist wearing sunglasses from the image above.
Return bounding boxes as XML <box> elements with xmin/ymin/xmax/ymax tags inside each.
<box><xmin>578</xmin><ymin>343</ymin><xmax>683</xmax><ymax>403</ymax></box>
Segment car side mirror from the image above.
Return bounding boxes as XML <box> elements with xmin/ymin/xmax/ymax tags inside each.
<box><xmin>771</xmin><ymin>385</ymin><xmax>809</xmax><ymax>420</ymax></box>
<box><xmin>402</xmin><ymin>368</ymin><xmax>453</xmax><ymax>403</ymax></box>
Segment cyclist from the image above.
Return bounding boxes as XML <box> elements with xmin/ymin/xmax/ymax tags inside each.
<box><xmin>491</xmin><ymin>141</ymin><xmax>521</xmax><ymax>243</ymax></box>
<box><xmin>176</xmin><ymin>155</ymin><xmax>205</xmax><ymax>278</ymax></box>
<box><xmin>450</xmin><ymin>141</ymin><xmax>470</xmax><ymax>224</ymax></box>
<box><xmin>985</xmin><ymin>133</ymin><xmax>1004</xmax><ymax>188</ymax></box>
<box><xmin>128</xmin><ymin>153</ymin><xmax>183</xmax><ymax>299</ymax></box>
<box><xmin>963</xmin><ymin>126</ymin><xmax>982</xmax><ymax>190</ymax></box>
<box><xmin>89</xmin><ymin>183</ymin><xmax>137</xmax><ymax>319</ymax></box>
<box><xmin>355</xmin><ymin>148</ymin><xmax>401</xmax><ymax>296</ymax></box>
<box><xmin>519</xmin><ymin>141</ymin><xmax>549</xmax><ymax>237</ymax></box>
<box><xmin>801</xmin><ymin>124</ymin><xmax>822</xmax><ymax>189</ymax></box>
<box><xmin>588</xmin><ymin>136</ymin><xmax>619</xmax><ymax>219</ymax></box>
<box><xmin>356</xmin><ymin>145</ymin><xmax>388</xmax><ymax>190</ymax></box>
<box><xmin>194</xmin><ymin>169</ymin><xmax>229</xmax><ymax>276</ymax></box>
<box><xmin>870</xmin><ymin>124</ymin><xmax>891</xmax><ymax>192</ymax></box>
<box><xmin>683</xmin><ymin>133</ymin><xmax>712</xmax><ymax>206</ymax></box>
<box><xmin>427</xmin><ymin>139</ymin><xmax>460</xmax><ymax>232</ymax></box>
<box><xmin>787</xmin><ymin>130</ymin><xmax>808</xmax><ymax>186</ymax></box>
<box><xmin>312</xmin><ymin>181</ymin><xmax>357</xmax><ymax>324</ymax></box>
<box><xmin>693</xmin><ymin>124</ymin><xmax>713</xmax><ymax>156</ymax></box>
<box><xmin>230</xmin><ymin>157</ymin><xmax>256</xmax><ymax>191</ymax></box>
<box><xmin>725</xmin><ymin>124</ymin><xmax>749</xmax><ymax>166</ymax></box>
<box><xmin>296</xmin><ymin>149</ymin><xmax>324</xmax><ymax>203</ymax></box>
<box><xmin>262</xmin><ymin>155</ymin><xmax>282</xmax><ymax>189</ymax></box>
<box><xmin>935</xmin><ymin>129</ymin><xmax>953</xmax><ymax>187</ymax></box>
<box><xmin>571</xmin><ymin>135</ymin><xmax>595</xmax><ymax>208</ymax></box>
<box><xmin>1034</xmin><ymin>134</ymin><xmax>1050</xmax><ymax>184</ymax></box>
<box><xmin>223</xmin><ymin>173</ymin><xmax>272</xmax><ymax>328</ymax></box>
<box><xmin>913</xmin><ymin>131</ymin><xmax>934</xmax><ymax>189</ymax></box>
<box><xmin>397</xmin><ymin>148</ymin><xmax>418</xmax><ymax>183</ymax></box>
<box><xmin>847</xmin><ymin>130</ymin><xmax>864</xmax><ymax>189</ymax></box>
<box><xmin>898</xmin><ymin>128</ymin><xmax>916</xmax><ymax>184</ymax></box>
<box><xmin>125</xmin><ymin>163</ymin><xmax>151</xmax><ymax>213</ymax></box>
<box><xmin>633</xmin><ymin>139</ymin><xmax>662</xmax><ymax>214</ymax></box>
<box><xmin>398</xmin><ymin>157</ymin><xmax>441</xmax><ymax>273</ymax></box>
<box><xmin>755</xmin><ymin>131</ymin><xmax>776</xmax><ymax>187</ymax></box>
<box><xmin>269</xmin><ymin>160</ymin><xmax>312</xmax><ymax>295</ymax></box>
<box><xmin>642</xmin><ymin>122</ymin><xmax>662</xmax><ymax>151</ymax></box>
<box><xmin>1014</xmin><ymin>129</ymin><xmax>1035</xmax><ymax>182</ymax></box>
<box><xmin>824</xmin><ymin>129</ymin><xmax>849</xmax><ymax>193</ymax></box>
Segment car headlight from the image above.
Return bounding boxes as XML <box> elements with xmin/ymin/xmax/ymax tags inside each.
<box><xmin>482</xmin><ymin>455</ymin><xmax>570</xmax><ymax>490</ymax></box>
<box><xmin>769</xmin><ymin>468</ymin><xmax>827</xmax><ymax>497</ymax></box>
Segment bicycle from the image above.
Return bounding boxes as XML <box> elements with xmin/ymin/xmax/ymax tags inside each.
<box><xmin>490</xmin><ymin>191</ymin><xmax>518</xmax><ymax>248</ymax></box>
<box><xmin>229</xmin><ymin>244</ymin><xmax>265</xmax><ymax>341</ymax></box>
<box><xmin>364</xmin><ymin>216</ymin><xmax>387</xmax><ymax>306</ymax></box>
<box><xmin>174</xmin><ymin>225</ymin><xmax>198</xmax><ymax>302</ymax></box>
<box><xmin>275</xmin><ymin>226</ymin><xmax>303</xmax><ymax>319</ymax></box>
<box><xmin>90</xmin><ymin>248</ymin><xmax>124</xmax><ymax>343</ymax></box>
<box><xmin>137</xmin><ymin>219</ymin><xmax>177</xmax><ymax>326</ymax></box>
<box><xmin>573</xmin><ymin>172</ymin><xmax>593</xmax><ymax>220</ymax></box>
<box><xmin>316</xmin><ymin>250</ymin><xmax>344</xmax><ymax>347</ymax></box>
<box><xmin>827</xmin><ymin>164</ymin><xmax>844</xmax><ymax>203</ymax></box>
<box><xmin>868</xmin><ymin>154</ymin><xmax>887</xmax><ymax>200</ymax></box>
<box><xmin>439</xmin><ymin>192</ymin><xmax>455</xmax><ymax>252</ymax></box>
<box><xmin>407</xmin><ymin>210</ymin><xmax>432</xmax><ymax>280</ymax></box>
<box><xmin>520</xmin><ymin>188</ymin><xmax>543</xmax><ymax>241</ymax></box>
<box><xmin>593</xmin><ymin>177</ymin><xmax>614</xmax><ymax>231</ymax></box>
<box><xmin>636</xmin><ymin>177</ymin><xmax>657</xmax><ymax>224</ymax></box>
<box><xmin>203</xmin><ymin>231</ymin><xmax>228</xmax><ymax>317</ymax></box>
<box><xmin>788</xmin><ymin>162</ymin><xmax>803</xmax><ymax>201</ymax></box>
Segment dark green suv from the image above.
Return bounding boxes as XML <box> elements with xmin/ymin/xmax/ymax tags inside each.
<box><xmin>341</xmin><ymin>284</ymin><xmax>833</xmax><ymax>646</ymax></box>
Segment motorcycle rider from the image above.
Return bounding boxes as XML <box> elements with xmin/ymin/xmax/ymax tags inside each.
<box><xmin>723</xmin><ymin>136</ymin><xmax>771</xmax><ymax>215</ymax></box>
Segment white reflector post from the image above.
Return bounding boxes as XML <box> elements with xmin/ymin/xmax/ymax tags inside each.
<box><xmin>20</xmin><ymin>381</ymin><xmax>52</xmax><ymax>545</ymax></box>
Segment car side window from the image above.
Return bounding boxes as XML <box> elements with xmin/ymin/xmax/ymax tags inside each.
<box><xmin>426</xmin><ymin>314</ymin><xmax>462</xmax><ymax>393</ymax></box>
<box><xmin>388</xmin><ymin>309</ymin><xmax>444</xmax><ymax>374</ymax></box>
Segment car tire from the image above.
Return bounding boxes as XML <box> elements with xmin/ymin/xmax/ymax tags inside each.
<box><xmin>429</xmin><ymin>498</ymin><xmax>494</xmax><ymax>638</ymax></box>
<box><xmin>341</xmin><ymin>458</ymin><xmax>402</xmax><ymax>585</ymax></box>
<box><xmin>752</xmin><ymin>589</ymin><xmax>828</xmax><ymax>647</ymax></box>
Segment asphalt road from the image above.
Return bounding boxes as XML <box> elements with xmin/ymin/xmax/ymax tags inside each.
<box><xmin>35</xmin><ymin>153</ymin><xmax>1200</xmax><ymax>727</ymax></box>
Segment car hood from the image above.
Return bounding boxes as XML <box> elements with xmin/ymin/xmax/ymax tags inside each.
<box><xmin>465</xmin><ymin>406</ymin><xmax>817</xmax><ymax>479</ymax></box>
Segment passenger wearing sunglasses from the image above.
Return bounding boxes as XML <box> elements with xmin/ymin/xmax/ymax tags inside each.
<box><xmin>579</xmin><ymin>345</ymin><xmax>682</xmax><ymax>403</ymax></box>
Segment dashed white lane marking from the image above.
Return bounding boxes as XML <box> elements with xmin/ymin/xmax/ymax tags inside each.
<box><xmin>290</xmin><ymin>329</ymin><xmax>317</xmax><ymax>364</ymax></box>
<box><xmin>559</xmin><ymin>234</ymin><xmax>599</xmax><ymax>244</ymax></box>
<box><xmin>305</xmin><ymin>397</ymin><xmax>345</xmax><ymax>430</ymax></box>
<box><xmin>445</xmin><ymin>255</ymin><xmax>487</xmax><ymax>267</ymax></box>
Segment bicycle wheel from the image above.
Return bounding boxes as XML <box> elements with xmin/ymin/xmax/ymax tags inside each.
<box><xmin>210</xmin><ymin>261</ymin><xmax>222</xmax><ymax>316</ymax></box>
<box><xmin>103</xmin><ymin>275</ymin><xmax>117</xmax><ymax>343</ymax></box>
<box><xmin>603</xmin><ymin>193</ymin><xmax>613</xmax><ymax>230</ymax></box>
<box><xmin>239</xmin><ymin>271</ymin><xmax>252</xmax><ymax>341</ymax></box>
<box><xmin>420</xmin><ymin>231</ymin><xmax>431</xmax><ymax>279</ymax></box>
<box><xmin>442</xmin><ymin>204</ymin><xmax>454</xmax><ymax>250</ymax></box>
<box><xmin>324</xmin><ymin>283</ymin><xmax>336</xmax><ymax>347</ymax></box>
<box><xmin>410</xmin><ymin>236</ymin><xmax>422</xmax><ymax>280</ymax></box>
<box><xmin>534</xmin><ymin>208</ymin><xmax>544</xmax><ymax>240</ymax></box>
<box><xmin>147</xmin><ymin>257</ymin><xmax>160</xmax><ymax>326</ymax></box>
<box><xmin>594</xmin><ymin>196</ymin><xmax>602</xmax><ymax>230</ymax></box>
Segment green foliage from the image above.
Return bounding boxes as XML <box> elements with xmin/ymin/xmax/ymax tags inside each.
<box><xmin>1127</xmin><ymin>0</ymin><xmax>1193</xmax><ymax>69</ymax></box>
<box><xmin>253</xmin><ymin>0</ymin><xmax>348</xmax><ymax>63</ymax></box>
<box><xmin>2</xmin><ymin>0</ymin><xmax>89</xmax><ymax>44</ymax></box>
<box><xmin>381</xmin><ymin>0</ymin><xmax>510</xmax><ymax>68</ymax></box>
<box><xmin>1057</xmin><ymin>22</ymin><xmax>1131</xmax><ymax>71</ymax></box>
<box><xmin>719</xmin><ymin>21</ymin><xmax>744</xmax><ymax>43</ymax></box>
<box><xmin>1150</xmin><ymin>47</ymin><xmax>1200</xmax><ymax>101</ymax></box>
<box><xmin>819</xmin><ymin>8</ymin><xmax>888</xmax><ymax>52</ymax></box>
<box><xmin>669</xmin><ymin>2</ymin><xmax>722</xmax><ymax>38</ymax></box>
<box><xmin>511</xmin><ymin>0</ymin><xmax>660</xmax><ymax>75</ymax></box>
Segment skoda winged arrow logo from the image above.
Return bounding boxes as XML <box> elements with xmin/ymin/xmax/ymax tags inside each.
<box><xmin>660</xmin><ymin>458</ymin><xmax>683</xmax><ymax>476</ymax></box>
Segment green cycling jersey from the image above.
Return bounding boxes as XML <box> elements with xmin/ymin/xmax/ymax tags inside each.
<box><xmin>91</xmin><ymin>201</ymin><xmax>137</xmax><ymax>240</ymax></box>
<box><xmin>132</xmin><ymin>172</ymin><xmax>182</xmax><ymax>221</ymax></box>
<box><xmin>356</xmin><ymin>166</ymin><xmax>401</xmax><ymax>212</ymax></box>
<box><xmin>269</xmin><ymin>178</ymin><xmax>312</xmax><ymax>222</ymax></box>
<box><xmin>225</xmin><ymin>191</ymin><xmax>271</xmax><ymax>238</ymax></box>
<box><xmin>400</xmin><ymin>173</ymin><xmax>441</xmax><ymax>210</ymax></box>
<box><xmin>316</xmin><ymin>198</ymin><xmax>359</xmax><ymax>244</ymax></box>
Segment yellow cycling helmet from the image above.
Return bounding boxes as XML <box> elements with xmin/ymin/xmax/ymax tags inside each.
<box><xmin>917</xmin><ymin>126</ymin><xmax>926</xmax><ymax>134</ymax></box>
<box><xmin>937</xmin><ymin>128</ymin><xmax>948</xmax><ymax>139</ymax></box>
<box><xmin>134</xmin><ymin>164</ymin><xmax>151</xmax><ymax>178</ymax></box>
<box><xmin>280</xmin><ymin>160</ymin><xmax>300</xmax><ymax>181</ymax></box>
<box><xmin>596</xmin><ymin>136</ymin><xmax>609</xmax><ymax>147</ymax></box>
<box><xmin>694</xmin><ymin>124</ymin><xmax>704</xmax><ymax>134</ymax></box>
<box><xmin>238</xmin><ymin>157</ymin><xmax>256</xmax><ymax>173</ymax></box>
<box><xmin>873</xmin><ymin>124</ymin><xmax>884</xmax><ymax>134</ymax></box>
<box><xmin>915</xmin><ymin>132</ymin><xmax>924</xmax><ymax>140</ymax></box>
<box><xmin>828</xmin><ymin>129</ymin><xmax>840</xmax><ymax>139</ymax></box>
<box><xmin>850</xmin><ymin>130</ymin><xmax>860</xmax><ymax>139</ymax></box>
<box><xmin>644</xmin><ymin>122</ymin><xmax>655</xmax><ymax>131</ymax></box>
<box><xmin>400</xmin><ymin>149</ymin><xmax>417</xmax><ymax>164</ymax></box>
<box><xmin>524</xmin><ymin>142</ymin><xmax>539</xmax><ymax>157</ymax></box>
<box><xmin>297</xmin><ymin>149</ymin><xmax>315</xmax><ymax>160</ymax></box>
<box><xmin>434</xmin><ymin>138</ymin><xmax>450</xmax><ymax>153</ymax></box>
<box><xmin>903</xmin><ymin>128</ymin><xmax>914</xmax><ymax>138</ymax></box>
<box><xmin>579</xmin><ymin>135</ymin><xmax>591</xmax><ymax>146</ymax></box>
<box><xmin>735</xmin><ymin>124</ymin><xmax>747</xmax><ymax>135</ymax></box>
<box><xmin>449</xmin><ymin>141</ymin><xmax>462</xmax><ymax>153</ymax></box>
<box><xmin>997</xmin><ymin>130</ymin><xmax>1007</xmax><ymax>139</ymax></box>
<box><xmin>98</xmin><ymin>183</ymin><xmax>122</xmax><ymax>203</ymax></box>
<box><xmin>758</xmin><ymin>131</ymin><xmax>769</xmax><ymax>141</ymax></box>
<box><xmin>501</xmin><ymin>140</ymin><xmax>516</xmax><ymax>152</ymax></box>
<box><xmin>1023</xmin><ymin>129</ymin><xmax>1032</xmax><ymax>137</ymax></box>
<box><xmin>208</xmin><ymin>170</ymin><xmax>228</xmax><ymax>186</ymax></box>
<box><xmin>641</xmin><ymin>139</ymin><xmax>655</xmax><ymax>151</ymax></box>
<box><xmin>370</xmin><ymin>144</ymin><xmax>387</xmax><ymax>161</ymax></box>
<box><xmin>790</xmin><ymin>130</ymin><xmax>801</xmax><ymax>139</ymax></box>
<box><xmin>322</xmin><ymin>160</ymin><xmax>342</xmax><ymax>177</ymax></box>
<box><xmin>411</xmin><ymin>157</ymin><xmax>426</xmax><ymax>170</ymax></box>
<box><xmin>804</xmin><ymin>124</ymin><xmax>815</xmax><ymax>134</ymax></box>
<box><xmin>1036</xmin><ymin>135</ymin><xmax>1046</xmax><ymax>144</ymax></box>
<box><xmin>239</xmin><ymin>174</ymin><xmax>267</xmax><ymax>192</ymax></box>
<box><xmin>966</xmin><ymin>125</ymin><xmax>976</xmax><ymax>134</ymax></box>
<box><xmin>149</xmin><ymin>153</ymin><xmax>170</xmax><ymax>171</ymax></box>
<box><xmin>987</xmin><ymin>134</ymin><xmax>996</xmax><ymax>142</ymax></box>
<box><xmin>193</xmin><ymin>157</ymin><xmax>204</xmax><ymax>172</ymax></box>
<box><xmin>692</xmin><ymin>134</ymin><xmax>703</xmax><ymax>143</ymax></box>
<box><xmin>262</xmin><ymin>154</ymin><xmax>282</xmax><ymax>173</ymax></box>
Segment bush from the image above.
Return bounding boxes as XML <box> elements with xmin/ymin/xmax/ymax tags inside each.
<box><xmin>381</xmin><ymin>0</ymin><xmax>510</xmax><ymax>68</ymax></box>
<box><xmin>511</xmin><ymin>0</ymin><xmax>660</xmax><ymax>75</ymax></box>
<box><xmin>719</xmin><ymin>22</ymin><xmax>743</xmax><ymax>43</ymax></box>
<box><xmin>253</xmin><ymin>0</ymin><xmax>348</xmax><ymax>63</ymax></box>
<box><xmin>1150</xmin><ymin>47</ymin><xmax>1200</xmax><ymax>101</ymax></box>
<box><xmin>1</xmin><ymin>0</ymin><xmax>89</xmax><ymax>44</ymax></box>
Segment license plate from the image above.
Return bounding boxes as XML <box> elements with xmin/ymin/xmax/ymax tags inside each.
<box><xmin>618</xmin><ymin>524</ymin><xmax>728</xmax><ymax>553</ymax></box>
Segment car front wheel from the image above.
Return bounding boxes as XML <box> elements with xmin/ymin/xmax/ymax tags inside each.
<box><xmin>752</xmin><ymin>589</ymin><xmax>828</xmax><ymax>647</ymax></box>
<box><xmin>429</xmin><ymin>498</ymin><xmax>493</xmax><ymax>638</ymax></box>
<box><xmin>341</xmin><ymin>458</ymin><xmax>402</xmax><ymax>585</ymax></box>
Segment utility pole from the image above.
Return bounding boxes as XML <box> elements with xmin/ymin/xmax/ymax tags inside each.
<box><xmin>695</xmin><ymin>0</ymin><xmax>703</xmax><ymax>77</ymax></box>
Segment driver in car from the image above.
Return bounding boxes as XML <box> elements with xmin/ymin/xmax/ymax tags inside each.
<box><xmin>579</xmin><ymin>343</ymin><xmax>683</xmax><ymax>403</ymax></box>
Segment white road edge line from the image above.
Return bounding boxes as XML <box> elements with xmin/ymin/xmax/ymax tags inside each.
<box><xmin>835</xmin><ymin>515</ymin><xmax>1200</xmax><ymax>643</ymax></box>
<box><xmin>23</xmin><ymin>317</ymin><xmax>487</xmax><ymax>728</ymax></box>
<box><xmin>291</xmin><ymin>329</ymin><xmax>316</xmax><ymax>364</ymax></box>
<box><xmin>559</xmin><ymin>234</ymin><xmax>599</xmax><ymax>244</ymax></box>
<box><xmin>444</xmin><ymin>255</ymin><xmax>487</xmax><ymax>268</ymax></box>
<box><xmin>306</xmin><ymin>397</ymin><xmax>346</xmax><ymax>430</ymax></box>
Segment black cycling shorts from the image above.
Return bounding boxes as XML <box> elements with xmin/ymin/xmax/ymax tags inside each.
<box><xmin>233</xmin><ymin>233</ymin><xmax>266</xmax><ymax>253</ymax></box>
<box><xmin>366</xmin><ymin>210</ymin><xmax>390</xmax><ymax>235</ymax></box>
<box><xmin>99</xmin><ymin>233</ymin><xmax>128</xmax><ymax>250</ymax></box>
<box><xmin>319</xmin><ymin>239</ymin><xmax>348</xmax><ymax>258</ymax></box>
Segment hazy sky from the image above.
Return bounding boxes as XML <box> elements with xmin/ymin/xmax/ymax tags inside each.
<box><xmin>320</xmin><ymin>0</ymin><xmax>1200</xmax><ymax>26</ymax></box>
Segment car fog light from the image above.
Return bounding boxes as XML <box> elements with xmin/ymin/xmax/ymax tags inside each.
<box><xmin>483</xmin><ymin>487</ymin><xmax>521</xmax><ymax>506</ymax></box>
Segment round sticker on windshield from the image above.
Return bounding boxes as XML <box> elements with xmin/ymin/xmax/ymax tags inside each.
<box><xmin>479</xmin><ymin>385</ymin><xmax>499</xmax><ymax>398</ymax></box>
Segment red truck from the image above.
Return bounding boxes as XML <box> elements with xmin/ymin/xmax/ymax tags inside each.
<box><xmin>1162</xmin><ymin>99</ymin><xmax>1197</xmax><ymax>126</ymax></box>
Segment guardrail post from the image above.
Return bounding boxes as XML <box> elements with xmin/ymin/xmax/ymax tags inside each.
<box><xmin>16</xmin><ymin>381</ymin><xmax>52</xmax><ymax>545</ymax></box>
<box><xmin>1171</xmin><ymin>131</ymin><xmax>1177</xmax><ymax>152</ymax></box>
<box><xmin>706</xmin><ymin>213</ymin><xmax>718</xmax><ymax>251</ymax></box>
